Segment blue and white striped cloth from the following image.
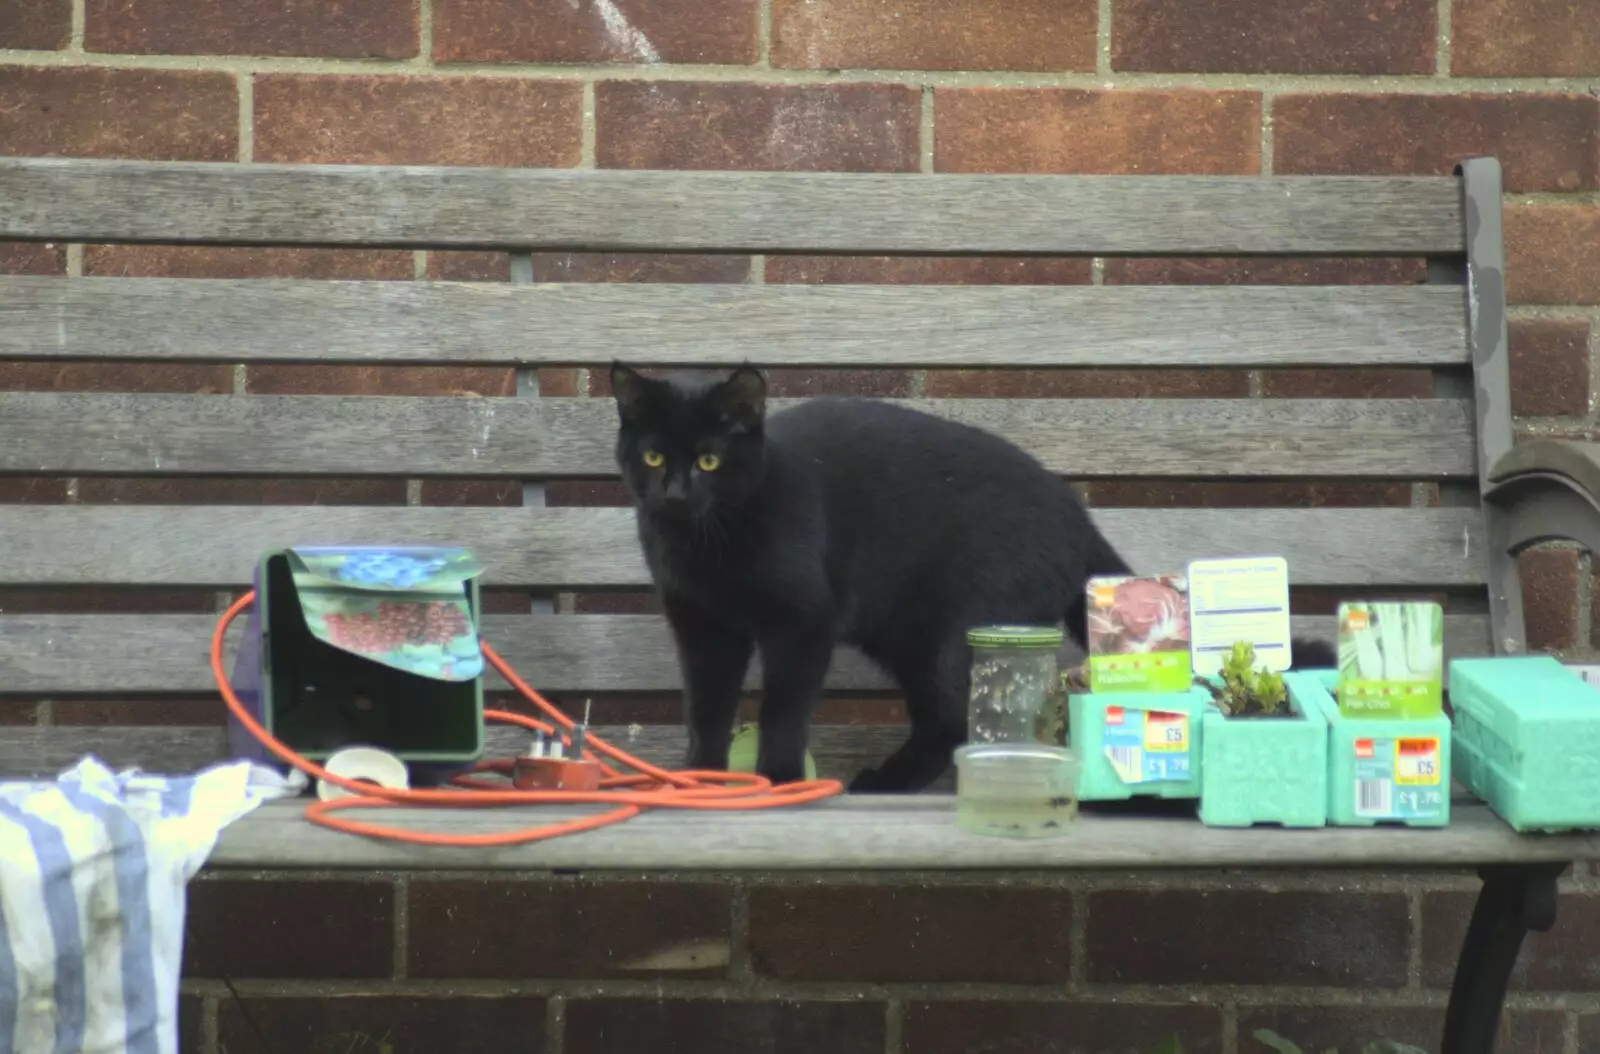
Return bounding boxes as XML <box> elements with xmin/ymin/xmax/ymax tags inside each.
<box><xmin>0</xmin><ymin>757</ymin><xmax>293</xmax><ymax>1054</ymax></box>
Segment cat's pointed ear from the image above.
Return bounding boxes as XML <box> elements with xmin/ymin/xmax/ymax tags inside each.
<box><xmin>610</xmin><ymin>361</ymin><xmax>653</xmax><ymax>422</ymax></box>
<box><xmin>711</xmin><ymin>365</ymin><xmax>766</xmax><ymax>431</ymax></box>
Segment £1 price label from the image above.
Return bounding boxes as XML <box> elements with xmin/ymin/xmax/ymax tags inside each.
<box><xmin>1144</xmin><ymin>710</ymin><xmax>1189</xmax><ymax>753</ymax></box>
<box><xmin>1395</xmin><ymin>737</ymin><xmax>1441</xmax><ymax>786</ymax></box>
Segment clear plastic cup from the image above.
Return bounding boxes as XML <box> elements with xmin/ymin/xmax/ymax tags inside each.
<box><xmin>953</xmin><ymin>743</ymin><xmax>1080</xmax><ymax>839</ymax></box>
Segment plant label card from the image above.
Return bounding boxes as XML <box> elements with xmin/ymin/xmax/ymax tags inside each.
<box><xmin>1085</xmin><ymin>573</ymin><xmax>1193</xmax><ymax>693</ymax></box>
<box><xmin>1186</xmin><ymin>556</ymin><xmax>1292</xmax><ymax>678</ymax></box>
<box><xmin>1337</xmin><ymin>601</ymin><xmax>1444</xmax><ymax>718</ymax></box>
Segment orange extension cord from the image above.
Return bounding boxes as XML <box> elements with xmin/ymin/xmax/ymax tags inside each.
<box><xmin>210</xmin><ymin>590</ymin><xmax>843</xmax><ymax>847</ymax></box>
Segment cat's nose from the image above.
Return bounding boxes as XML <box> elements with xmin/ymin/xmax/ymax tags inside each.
<box><xmin>662</xmin><ymin>479</ymin><xmax>689</xmax><ymax>503</ymax></box>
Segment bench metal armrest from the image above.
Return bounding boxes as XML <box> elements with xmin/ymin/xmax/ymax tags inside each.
<box><xmin>1485</xmin><ymin>439</ymin><xmax>1600</xmax><ymax>555</ymax></box>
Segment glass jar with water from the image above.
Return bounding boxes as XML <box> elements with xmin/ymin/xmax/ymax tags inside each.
<box><xmin>965</xmin><ymin>625</ymin><xmax>1064</xmax><ymax>744</ymax></box>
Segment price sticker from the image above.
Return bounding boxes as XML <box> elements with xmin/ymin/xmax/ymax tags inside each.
<box><xmin>1144</xmin><ymin>710</ymin><xmax>1189</xmax><ymax>753</ymax></box>
<box><xmin>1395</xmin><ymin>738</ymin><xmax>1441</xmax><ymax>786</ymax></box>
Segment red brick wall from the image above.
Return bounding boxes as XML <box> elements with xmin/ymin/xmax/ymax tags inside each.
<box><xmin>2</xmin><ymin>2</ymin><xmax>1599</xmax><ymax>1051</ymax></box>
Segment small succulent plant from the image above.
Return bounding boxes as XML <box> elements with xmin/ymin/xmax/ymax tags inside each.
<box><xmin>1211</xmin><ymin>640</ymin><xmax>1290</xmax><ymax>718</ymax></box>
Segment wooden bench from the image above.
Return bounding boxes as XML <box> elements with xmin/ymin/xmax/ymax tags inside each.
<box><xmin>4</xmin><ymin>154</ymin><xmax>1600</xmax><ymax>1054</ymax></box>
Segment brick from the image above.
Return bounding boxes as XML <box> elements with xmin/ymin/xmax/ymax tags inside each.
<box><xmin>1510</xmin><ymin>318</ymin><xmax>1592</xmax><ymax>417</ymax></box>
<box><xmin>0</xmin><ymin>243</ymin><xmax>66</xmax><ymax>275</ymax></box>
<box><xmin>420</xmin><ymin>479</ymin><xmax>524</xmax><ymax>506</ymax></box>
<box><xmin>748</xmin><ymin>884</ymin><xmax>1071</xmax><ymax>982</ymax></box>
<box><xmin>0</xmin><ymin>67</ymin><xmax>236</xmax><ymax>161</ymax></box>
<box><xmin>574</xmin><ymin>591</ymin><xmax>661</xmax><ymax>614</ymax></box>
<box><xmin>1086</xmin><ymin>888</ymin><xmax>1410</xmax><ymax>986</ymax></box>
<box><xmin>76</xmin><ymin>477</ymin><xmax>407</xmax><ymax>504</ymax></box>
<box><xmin>434</xmin><ymin>0</ymin><xmax>756</xmax><ymax>64</ymax></box>
<box><xmin>1274</xmin><ymin>93</ymin><xmax>1600</xmax><ymax>193</ymax></box>
<box><xmin>906</xmin><ymin>1001</ymin><xmax>1223</xmax><ymax>1054</ymax></box>
<box><xmin>1238</xmin><ymin>1005</ymin><xmax>1564</xmax><ymax>1054</ymax></box>
<box><xmin>0</xmin><ymin>588</ymin><xmax>217</xmax><ymax>614</ymax></box>
<box><xmin>1506</xmin><ymin>206</ymin><xmax>1600</xmax><ymax>306</ymax></box>
<box><xmin>1090</xmin><ymin>481</ymin><xmax>1415</xmax><ymax>507</ymax></box>
<box><xmin>1519</xmin><ymin>546</ymin><xmax>1581</xmax><ymax>650</ymax></box>
<box><xmin>1113</xmin><ymin>0</ymin><xmax>1434</xmax><ymax>73</ymax></box>
<box><xmin>0</xmin><ymin>363</ymin><xmax>231</xmax><ymax>393</ymax></box>
<box><xmin>0</xmin><ymin>702</ymin><xmax>40</xmax><ymax>726</ymax></box>
<box><xmin>564</xmin><ymin>998</ymin><xmax>883</xmax><ymax>1054</ymax></box>
<box><xmin>1424</xmin><ymin>889</ymin><xmax>1600</xmax><ymax>989</ymax></box>
<box><xmin>1260</xmin><ymin>369</ymin><xmax>1434</xmax><ymax>398</ymax></box>
<box><xmin>185</xmin><ymin>877</ymin><xmax>393</xmax><ymax>978</ymax></box>
<box><xmin>588</xmin><ymin>366</ymin><xmax>912</xmax><ymax>398</ymax></box>
<box><xmin>254</xmin><ymin>75</ymin><xmax>582</xmax><ymax>167</ymax></box>
<box><xmin>85</xmin><ymin>245</ymin><xmax>414</xmax><ymax>279</ymax></box>
<box><xmin>772</xmin><ymin>0</ymin><xmax>1096</xmax><ymax>71</ymax></box>
<box><xmin>429</xmin><ymin>251</ymin><xmax>751</xmax><ymax>284</ymax></box>
<box><xmin>52</xmin><ymin>699</ymin><xmax>224</xmax><ymax>726</ymax></box>
<box><xmin>596</xmin><ymin>81</ymin><xmax>920</xmax><ymax>172</ymax></box>
<box><xmin>0</xmin><ymin>477</ymin><xmax>68</xmax><ymax>503</ymax></box>
<box><xmin>936</xmin><ymin>89</ymin><xmax>1261</xmax><ymax>175</ymax></box>
<box><xmin>219</xmin><ymin>995</ymin><xmax>545</xmax><ymax>1054</ymax></box>
<box><xmin>766</xmin><ymin>256</ymin><xmax>1093</xmax><ymax>284</ymax></box>
<box><xmin>924</xmin><ymin>369</ymin><xmax>1248</xmax><ymax>398</ymax></box>
<box><xmin>1453</xmin><ymin>0</ymin><xmax>1600</xmax><ymax>76</ymax></box>
<box><xmin>547</xmin><ymin>479</ymin><xmax>632</xmax><ymax>506</ymax></box>
<box><xmin>1104</xmin><ymin>257</ymin><xmax>1427</xmax><ymax>285</ymax></box>
<box><xmin>246</xmin><ymin>365</ymin><xmax>516</xmax><ymax>397</ymax></box>
<box><xmin>85</xmin><ymin>0</ymin><xmax>418</xmax><ymax>58</ymax></box>
<box><xmin>408</xmin><ymin>879</ymin><xmax>733</xmax><ymax>978</ymax></box>
<box><xmin>0</xmin><ymin>0</ymin><xmax>69</xmax><ymax>49</ymax></box>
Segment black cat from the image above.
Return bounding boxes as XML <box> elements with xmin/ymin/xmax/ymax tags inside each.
<box><xmin>609</xmin><ymin>363</ymin><xmax>1336</xmax><ymax>792</ymax></box>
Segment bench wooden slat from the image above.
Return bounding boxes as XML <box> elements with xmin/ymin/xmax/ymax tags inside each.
<box><xmin>0</xmin><ymin>278</ymin><xmax>1470</xmax><ymax>369</ymax></box>
<box><xmin>0</xmin><ymin>613</ymin><xmax>1492</xmax><ymax>695</ymax></box>
<box><xmin>0</xmin><ymin>393</ymin><xmax>1478</xmax><ymax>478</ymax></box>
<box><xmin>0</xmin><ymin>506</ymin><xmax>1488</xmax><ymax>588</ymax></box>
<box><xmin>0</xmin><ymin>158</ymin><xmax>1467</xmax><ymax>255</ymax></box>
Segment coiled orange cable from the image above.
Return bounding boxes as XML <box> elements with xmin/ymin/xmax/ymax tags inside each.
<box><xmin>210</xmin><ymin>590</ymin><xmax>843</xmax><ymax>847</ymax></box>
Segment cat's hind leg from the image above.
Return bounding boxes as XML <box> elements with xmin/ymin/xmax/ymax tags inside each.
<box><xmin>850</xmin><ymin>632</ymin><xmax>968</xmax><ymax>794</ymax></box>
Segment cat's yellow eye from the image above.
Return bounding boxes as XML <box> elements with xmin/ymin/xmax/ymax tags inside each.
<box><xmin>642</xmin><ymin>450</ymin><xmax>665</xmax><ymax>468</ymax></box>
<box><xmin>696</xmin><ymin>453</ymin><xmax>721</xmax><ymax>472</ymax></box>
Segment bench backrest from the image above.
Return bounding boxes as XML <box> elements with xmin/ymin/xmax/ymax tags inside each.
<box><xmin>0</xmin><ymin>156</ymin><xmax>1517</xmax><ymax>782</ymax></box>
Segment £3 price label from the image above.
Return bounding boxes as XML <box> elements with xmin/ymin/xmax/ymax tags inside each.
<box><xmin>1395</xmin><ymin>737</ymin><xmax>1441</xmax><ymax>785</ymax></box>
<box><xmin>1143</xmin><ymin>711</ymin><xmax>1189</xmax><ymax>753</ymax></box>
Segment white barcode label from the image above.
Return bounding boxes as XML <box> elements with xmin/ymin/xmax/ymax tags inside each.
<box><xmin>1356</xmin><ymin>779</ymin><xmax>1392</xmax><ymax>817</ymax></box>
<box><xmin>1105</xmin><ymin>746</ymin><xmax>1142</xmax><ymax>783</ymax></box>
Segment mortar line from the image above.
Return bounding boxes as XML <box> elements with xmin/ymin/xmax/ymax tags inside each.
<box><xmin>406</xmin><ymin>480</ymin><xmax>423</xmax><ymax>505</ymax></box>
<box><xmin>1406</xmin><ymin>888</ymin><xmax>1425</xmax><ymax>989</ymax></box>
<box><xmin>231</xmin><ymin>365</ymin><xmax>247</xmax><ymax>395</ymax></box>
<box><xmin>34</xmin><ymin>700</ymin><xmax>53</xmax><ymax>727</ymax></box>
<box><xmin>547</xmin><ymin>993</ymin><xmax>567</xmax><ymax>1054</ymax></box>
<box><xmin>1564</xmin><ymin>1007</ymin><xmax>1580</xmax><ymax>1054</ymax></box>
<box><xmin>418</xmin><ymin>0</ymin><xmax>435</xmax><ymax>67</ymax></box>
<box><xmin>919</xmin><ymin>87</ymin><xmax>935</xmax><ymax>173</ymax></box>
<box><xmin>392</xmin><ymin>873</ymin><xmax>411</xmax><ymax>978</ymax></box>
<box><xmin>1222</xmin><ymin>1001</ymin><xmax>1239</xmax><ymax>1054</ymax></box>
<box><xmin>729</xmin><ymin>880</ymin><xmax>754</xmax><ymax>979</ymax></box>
<box><xmin>201</xmin><ymin>994</ymin><xmax>220</xmax><ymax>1054</ymax></box>
<box><xmin>65</xmin><ymin>243</ymin><xmax>83</xmax><ymax>277</ymax></box>
<box><xmin>1</xmin><ymin>49</ymin><xmax>1595</xmax><ymax>92</ymax></box>
<box><xmin>69</xmin><ymin>0</ymin><xmax>85</xmax><ymax>52</ymax></box>
<box><xmin>1090</xmin><ymin>258</ymin><xmax>1105</xmax><ymax>286</ymax></box>
<box><xmin>236</xmin><ymin>72</ymin><xmax>254</xmax><ymax>163</ymax></box>
<box><xmin>580</xmin><ymin>81</ymin><xmax>598</xmax><ymax>169</ymax></box>
<box><xmin>1097</xmin><ymin>0</ymin><xmax>1113</xmax><ymax>75</ymax></box>
<box><xmin>748</xmin><ymin>255</ymin><xmax>766</xmax><ymax>284</ymax></box>
<box><xmin>884</xmin><ymin>998</ymin><xmax>904</xmax><ymax>1054</ymax></box>
<box><xmin>757</xmin><ymin>0</ymin><xmax>772</xmax><ymax>68</ymax></box>
<box><xmin>1436</xmin><ymin>0</ymin><xmax>1453</xmax><ymax>77</ymax></box>
<box><xmin>1259</xmin><ymin>92</ymin><xmax>1274</xmax><ymax>176</ymax></box>
<box><xmin>413</xmin><ymin>250</ymin><xmax>430</xmax><ymax>280</ymax></box>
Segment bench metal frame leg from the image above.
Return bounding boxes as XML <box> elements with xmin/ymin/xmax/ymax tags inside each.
<box><xmin>1440</xmin><ymin>862</ymin><xmax>1566</xmax><ymax>1054</ymax></box>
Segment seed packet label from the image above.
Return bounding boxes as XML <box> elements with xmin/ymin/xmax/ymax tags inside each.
<box><xmin>1186</xmin><ymin>556</ymin><xmax>1292</xmax><ymax>678</ymax></box>
<box><xmin>1103</xmin><ymin>706</ymin><xmax>1192</xmax><ymax>783</ymax></box>
<box><xmin>1353</xmin><ymin>736</ymin><xmax>1444</xmax><ymax>820</ymax></box>
<box><xmin>1085</xmin><ymin>574</ymin><xmax>1193</xmax><ymax>694</ymax></box>
<box><xmin>1337</xmin><ymin>601</ymin><xmax>1444</xmax><ymax>718</ymax></box>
